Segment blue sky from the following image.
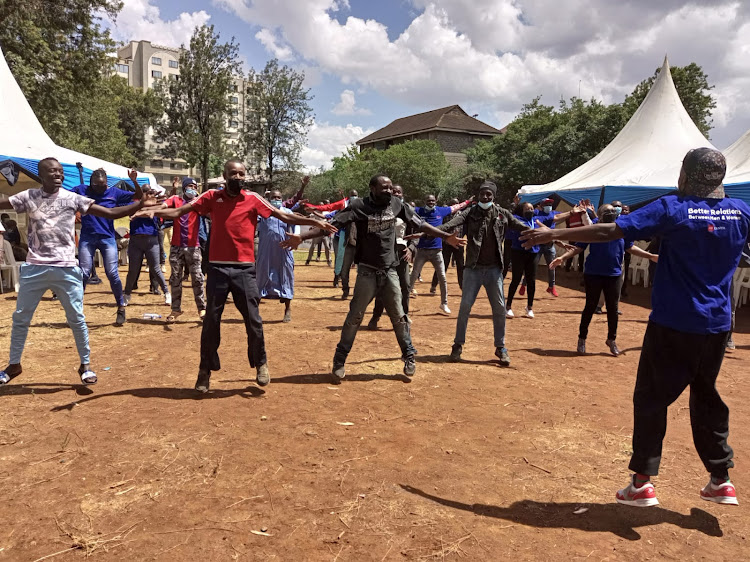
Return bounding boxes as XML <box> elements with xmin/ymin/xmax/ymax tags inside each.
<box><xmin>108</xmin><ymin>1</ymin><xmax>750</xmax><ymax>169</ymax></box>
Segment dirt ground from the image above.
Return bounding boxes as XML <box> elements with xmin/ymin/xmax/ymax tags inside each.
<box><xmin>0</xmin><ymin>256</ymin><xmax>748</xmax><ymax>561</ymax></box>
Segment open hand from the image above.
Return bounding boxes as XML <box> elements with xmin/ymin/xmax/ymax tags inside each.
<box><xmin>301</xmin><ymin>176</ymin><xmax>310</xmax><ymax>187</ymax></box>
<box><xmin>280</xmin><ymin>232</ymin><xmax>302</xmax><ymax>250</ymax></box>
<box><xmin>128</xmin><ymin>169</ymin><xmax>139</xmax><ymax>183</ymax></box>
<box><xmin>519</xmin><ymin>220</ymin><xmax>554</xmax><ymax>248</ymax></box>
<box><xmin>318</xmin><ymin>221</ymin><xmax>338</xmax><ymax>235</ymax></box>
<box><xmin>445</xmin><ymin>233</ymin><xmax>467</xmax><ymax>248</ymax></box>
<box><xmin>549</xmin><ymin>257</ymin><xmax>564</xmax><ymax>270</ymax></box>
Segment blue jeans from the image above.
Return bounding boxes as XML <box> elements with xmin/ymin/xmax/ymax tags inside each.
<box><xmin>335</xmin><ymin>265</ymin><xmax>415</xmax><ymax>363</ymax></box>
<box><xmin>454</xmin><ymin>265</ymin><xmax>507</xmax><ymax>348</ymax></box>
<box><xmin>78</xmin><ymin>234</ymin><xmax>125</xmax><ymax>307</ymax></box>
<box><xmin>409</xmin><ymin>248</ymin><xmax>448</xmax><ymax>305</ymax></box>
<box><xmin>10</xmin><ymin>264</ymin><xmax>90</xmax><ymax>364</ymax></box>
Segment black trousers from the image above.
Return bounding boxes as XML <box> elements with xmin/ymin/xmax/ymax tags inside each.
<box><xmin>629</xmin><ymin>321</ymin><xmax>733</xmax><ymax>478</ymax></box>
<box><xmin>502</xmin><ymin>238</ymin><xmax>513</xmax><ymax>279</ymax></box>
<box><xmin>372</xmin><ymin>258</ymin><xmax>410</xmax><ymax>320</ymax></box>
<box><xmin>621</xmin><ymin>253</ymin><xmax>631</xmax><ymax>296</ymax></box>
<box><xmin>340</xmin><ymin>245</ymin><xmax>356</xmax><ymax>291</ymax></box>
<box><xmin>579</xmin><ymin>274</ymin><xmax>620</xmax><ymax>340</ymax></box>
<box><xmin>506</xmin><ymin>248</ymin><xmax>540</xmax><ymax>309</ymax></box>
<box><xmin>200</xmin><ymin>263</ymin><xmax>266</xmax><ymax>372</ymax></box>
<box><xmin>431</xmin><ymin>245</ymin><xmax>464</xmax><ymax>290</ymax></box>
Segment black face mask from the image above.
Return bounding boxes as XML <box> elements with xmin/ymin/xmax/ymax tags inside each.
<box><xmin>226</xmin><ymin>178</ymin><xmax>244</xmax><ymax>192</ymax></box>
<box><xmin>372</xmin><ymin>191</ymin><xmax>391</xmax><ymax>205</ymax></box>
<box><xmin>523</xmin><ymin>211</ymin><xmax>534</xmax><ymax>220</ymax></box>
<box><xmin>601</xmin><ymin>212</ymin><xmax>617</xmax><ymax>223</ymax></box>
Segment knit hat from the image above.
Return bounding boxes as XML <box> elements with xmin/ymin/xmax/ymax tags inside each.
<box><xmin>182</xmin><ymin>177</ymin><xmax>197</xmax><ymax>188</ymax></box>
<box><xmin>478</xmin><ymin>181</ymin><xmax>497</xmax><ymax>195</ymax></box>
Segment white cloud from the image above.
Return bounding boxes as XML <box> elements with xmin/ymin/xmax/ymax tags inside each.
<box><xmin>107</xmin><ymin>0</ymin><xmax>211</xmax><ymax>48</ymax></box>
<box><xmin>332</xmin><ymin>90</ymin><xmax>371</xmax><ymax>116</ymax></box>
<box><xmin>255</xmin><ymin>28</ymin><xmax>294</xmax><ymax>60</ymax></box>
<box><xmin>213</xmin><ymin>0</ymin><xmax>750</xmax><ymax>147</ymax></box>
<box><xmin>300</xmin><ymin>121</ymin><xmax>374</xmax><ymax>170</ymax></box>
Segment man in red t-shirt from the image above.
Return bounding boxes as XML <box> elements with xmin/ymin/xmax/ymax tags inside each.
<box><xmin>138</xmin><ymin>160</ymin><xmax>335</xmax><ymax>393</ymax></box>
<box><xmin>163</xmin><ymin>177</ymin><xmax>205</xmax><ymax>321</ymax></box>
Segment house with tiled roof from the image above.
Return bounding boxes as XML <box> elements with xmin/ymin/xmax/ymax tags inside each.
<box><xmin>356</xmin><ymin>105</ymin><xmax>502</xmax><ymax>166</ymax></box>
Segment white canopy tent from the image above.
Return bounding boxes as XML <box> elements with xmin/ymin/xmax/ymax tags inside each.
<box><xmin>723</xmin><ymin>129</ymin><xmax>750</xmax><ymax>204</ymax></box>
<box><xmin>0</xmin><ymin>46</ymin><xmax>158</xmax><ymax>195</ymax></box>
<box><xmin>518</xmin><ymin>57</ymin><xmax>716</xmax><ymax>208</ymax></box>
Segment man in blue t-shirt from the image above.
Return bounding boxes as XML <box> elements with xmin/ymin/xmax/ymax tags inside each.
<box><xmin>73</xmin><ymin>168</ymin><xmax>142</xmax><ymax>326</ymax></box>
<box><xmin>520</xmin><ymin>148</ymin><xmax>749</xmax><ymax>508</ymax></box>
<box><xmin>408</xmin><ymin>194</ymin><xmax>470</xmax><ymax>315</ymax></box>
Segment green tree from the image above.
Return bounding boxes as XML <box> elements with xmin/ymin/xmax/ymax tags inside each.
<box><xmin>623</xmin><ymin>62</ymin><xmax>716</xmax><ymax>137</ymax></box>
<box><xmin>0</xmin><ymin>0</ymin><xmax>122</xmax><ymax>150</ymax></box>
<box><xmin>111</xmin><ymin>78</ymin><xmax>164</xmax><ymax>167</ymax></box>
<box><xmin>155</xmin><ymin>24</ymin><xmax>241</xmax><ymax>188</ymax></box>
<box><xmin>243</xmin><ymin>59</ymin><xmax>314</xmax><ymax>185</ymax></box>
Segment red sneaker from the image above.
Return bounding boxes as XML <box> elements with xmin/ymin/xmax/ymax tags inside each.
<box><xmin>616</xmin><ymin>476</ymin><xmax>659</xmax><ymax>507</ymax></box>
<box><xmin>547</xmin><ymin>286</ymin><xmax>559</xmax><ymax>297</ymax></box>
<box><xmin>701</xmin><ymin>480</ymin><xmax>739</xmax><ymax>505</ymax></box>
<box><xmin>519</xmin><ymin>285</ymin><xmax>526</xmax><ymax>296</ymax></box>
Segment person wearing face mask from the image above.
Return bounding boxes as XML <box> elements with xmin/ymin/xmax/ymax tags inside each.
<box><xmin>408</xmin><ymin>194</ymin><xmax>472</xmax><ymax>315</ymax></box>
<box><xmin>436</xmin><ymin>182</ymin><xmax>528</xmax><ymax>365</ymax></box>
<box><xmin>256</xmin><ymin>189</ymin><xmax>298</xmax><ymax>322</ymax></box>
<box><xmin>73</xmin><ymin>168</ymin><xmax>143</xmax><ymax>326</ymax></box>
<box><xmin>519</xmin><ymin>198</ymin><xmax>560</xmax><ymax>298</ymax></box>
<box><xmin>283</xmin><ymin>175</ymin><xmax>465</xmax><ymax>381</ymax></box>
<box><xmin>520</xmin><ymin>148</ymin><xmax>750</xmax><ymax>509</ymax></box>
<box><xmin>138</xmin><ymin>160</ymin><xmax>335</xmax><ymax>393</ymax></box>
<box><xmin>505</xmin><ymin>202</ymin><xmax>542</xmax><ymax>319</ymax></box>
<box><xmin>548</xmin><ymin>204</ymin><xmax>658</xmax><ymax>357</ymax></box>
<box><xmin>123</xmin><ymin>183</ymin><xmax>171</xmax><ymax>317</ymax></box>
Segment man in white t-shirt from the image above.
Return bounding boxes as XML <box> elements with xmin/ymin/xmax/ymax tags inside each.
<box><xmin>0</xmin><ymin>157</ymin><xmax>157</xmax><ymax>386</ymax></box>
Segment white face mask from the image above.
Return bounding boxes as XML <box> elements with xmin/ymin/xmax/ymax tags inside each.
<box><xmin>543</xmin><ymin>205</ymin><xmax>552</xmax><ymax>213</ymax></box>
<box><xmin>478</xmin><ymin>201</ymin><xmax>493</xmax><ymax>210</ymax></box>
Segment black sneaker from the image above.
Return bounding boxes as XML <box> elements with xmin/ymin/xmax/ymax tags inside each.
<box><xmin>341</xmin><ymin>288</ymin><xmax>349</xmax><ymax>300</ymax></box>
<box><xmin>88</xmin><ymin>276</ymin><xmax>103</xmax><ymax>285</ymax></box>
<box><xmin>495</xmin><ymin>347</ymin><xmax>511</xmax><ymax>367</ymax></box>
<box><xmin>595</xmin><ymin>306</ymin><xmax>603</xmax><ymax>315</ymax></box>
<box><xmin>195</xmin><ymin>370</ymin><xmax>211</xmax><ymax>393</ymax></box>
<box><xmin>115</xmin><ymin>307</ymin><xmax>126</xmax><ymax>326</ymax></box>
<box><xmin>449</xmin><ymin>344</ymin><xmax>462</xmax><ymax>362</ymax></box>
<box><xmin>332</xmin><ymin>362</ymin><xmax>346</xmax><ymax>381</ymax></box>
<box><xmin>367</xmin><ymin>317</ymin><xmax>379</xmax><ymax>331</ymax></box>
<box><xmin>606</xmin><ymin>339</ymin><xmax>621</xmax><ymax>357</ymax></box>
<box><xmin>577</xmin><ymin>337</ymin><xmax>586</xmax><ymax>354</ymax></box>
<box><xmin>403</xmin><ymin>356</ymin><xmax>416</xmax><ymax>376</ymax></box>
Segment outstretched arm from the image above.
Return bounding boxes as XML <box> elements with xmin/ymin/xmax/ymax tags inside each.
<box><xmin>549</xmin><ymin>246</ymin><xmax>584</xmax><ymax>269</ymax></box>
<box><xmin>447</xmin><ymin>197</ymin><xmax>474</xmax><ymax>213</ymax></box>
<box><xmin>283</xmin><ymin>176</ymin><xmax>310</xmax><ymax>208</ymax></box>
<box><xmin>0</xmin><ymin>200</ymin><xmax>13</xmax><ymax>210</ymax></box>
<box><xmin>133</xmin><ymin>201</ymin><xmax>193</xmax><ymax>220</ymax></box>
<box><xmin>270</xmin><ymin>208</ymin><xmax>337</xmax><ymax>233</ymax></box>
<box><xmin>87</xmin><ymin>192</ymin><xmax>160</xmax><ymax>219</ymax></box>
<box><xmin>520</xmin><ymin>221</ymin><xmax>623</xmax><ymax>248</ymax></box>
<box><xmin>627</xmin><ymin>245</ymin><xmax>659</xmax><ymax>262</ymax></box>
<box><xmin>418</xmin><ymin>221</ymin><xmax>466</xmax><ymax>248</ymax></box>
<box><xmin>437</xmin><ymin>207</ymin><xmax>469</xmax><ymax>232</ymax></box>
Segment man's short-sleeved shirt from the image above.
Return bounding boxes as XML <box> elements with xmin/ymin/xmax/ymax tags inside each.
<box><xmin>72</xmin><ymin>184</ymin><xmax>133</xmax><ymax>238</ymax></box>
<box><xmin>576</xmin><ymin>239</ymin><xmax>634</xmax><ymax>277</ymax></box>
<box><xmin>617</xmin><ymin>194</ymin><xmax>750</xmax><ymax>334</ymax></box>
<box><xmin>129</xmin><ymin>216</ymin><xmax>160</xmax><ymax>236</ymax></box>
<box><xmin>166</xmin><ymin>196</ymin><xmax>200</xmax><ymax>247</ymax></box>
<box><xmin>331</xmin><ymin>196</ymin><xmax>423</xmax><ymax>270</ymax></box>
<box><xmin>414</xmin><ymin>206</ymin><xmax>454</xmax><ymax>249</ymax></box>
<box><xmin>9</xmin><ymin>188</ymin><xmax>94</xmax><ymax>267</ymax></box>
<box><xmin>190</xmin><ymin>189</ymin><xmax>274</xmax><ymax>263</ymax></box>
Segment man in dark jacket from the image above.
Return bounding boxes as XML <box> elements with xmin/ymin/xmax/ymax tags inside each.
<box><xmin>439</xmin><ymin>182</ymin><xmax>528</xmax><ymax>365</ymax></box>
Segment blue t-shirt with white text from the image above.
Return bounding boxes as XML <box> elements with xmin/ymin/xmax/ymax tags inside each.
<box><xmin>72</xmin><ymin>184</ymin><xmax>134</xmax><ymax>237</ymax></box>
<box><xmin>616</xmin><ymin>195</ymin><xmax>750</xmax><ymax>334</ymax></box>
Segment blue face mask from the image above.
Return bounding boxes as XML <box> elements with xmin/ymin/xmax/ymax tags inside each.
<box><xmin>543</xmin><ymin>205</ymin><xmax>552</xmax><ymax>214</ymax></box>
<box><xmin>613</xmin><ymin>206</ymin><xmax>622</xmax><ymax>216</ymax></box>
<box><xmin>271</xmin><ymin>199</ymin><xmax>283</xmax><ymax>209</ymax></box>
<box><xmin>184</xmin><ymin>188</ymin><xmax>198</xmax><ymax>199</ymax></box>
<box><xmin>478</xmin><ymin>201</ymin><xmax>493</xmax><ymax>210</ymax></box>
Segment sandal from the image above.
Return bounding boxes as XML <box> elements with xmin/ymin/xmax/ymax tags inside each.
<box><xmin>166</xmin><ymin>311</ymin><xmax>182</xmax><ymax>324</ymax></box>
<box><xmin>78</xmin><ymin>368</ymin><xmax>97</xmax><ymax>385</ymax></box>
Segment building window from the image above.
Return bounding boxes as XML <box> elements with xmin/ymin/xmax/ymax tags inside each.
<box><xmin>170</xmin><ymin>162</ymin><xmax>184</xmax><ymax>170</ymax></box>
<box><xmin>152</xmin><ymin>70</ymin><xmax>162</xmax><ymax>79</ymax></box>
<box><xmin>168</xmin><ymin>60</ymin><xmax>179</xmax><ymax>69</ymax></box>
<box><xmin>230</xmin><ymin>96</ymin><xmax>238</xmax><ymax>104</ymax></box>
<box><xmin>231</xmin><ymin>108</ymin><xmax>239</xmax><ymax>116</ymax></box>
<box><xmin>229</xmin><ymin>120</ymin><xmax>239</xmax><ymax>129</ymax></box>
<box><xmin>115</xmin><ymin>63</ymin><xmax>129</xmax><ymax>73</ymax></box>
<box><xmin>152</xmin><ymin>57</ymin><xmax>162</xmax><ymax>65</ymax></box>
<box><xmin>232</xmin><ymin>84</ymin><xmax>238</xmax><ymax>92</ymax></box>
<box><xmin>153</xmin><ymin>136</ymin><xmax>164</xmax><ymax>144</ymax></box>
<box><xmin>150</xmin><ymin>160</ymin><xmax>163</xmax><ymax>168</ymax></box>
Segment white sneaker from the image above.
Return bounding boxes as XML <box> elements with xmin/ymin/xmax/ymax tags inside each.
<box><xmin>164</xmin><ymin>292</ymin><xmax>172</xmax><ymax>306</ymax></box>
<box><xmin>161</xmin><ymin>265</ymin><xmax>166</xmax><ymax>273</ymax></box>
<box><xmin>410</xmin><ymin>288</ymin><xmax>418</xmax><ymax>296</ymax></box>
<box><xmin>122</xmin><ymin>294</ymin><xmax>130</xmax><ymax>306</ymax></box>
<box><xmin>439</xmin><ymin>304</ymin><xmax>451</xmax><ymax>315</ymax></box>
<box><xmin>526</xmin><ymin>308</ymin><xmax>535</xmax><ymax>318</ymax></box>
<box><xmin>506</xmin><ymin>309</ymin><xmax>515</xmax><ymax>319</ymax></box>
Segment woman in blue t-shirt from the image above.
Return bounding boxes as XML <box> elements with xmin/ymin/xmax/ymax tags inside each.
<box><xmin>550</xmin><ymin>204</ymin><xmax>658</xmax><ymax>356</ymax></box>
<box><xmin>506</xmin><ymin>202</ymin><xmax>541</xmax><ymax>318</ymax></box>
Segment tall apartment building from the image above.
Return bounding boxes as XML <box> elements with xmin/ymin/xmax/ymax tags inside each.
<box><xmin>115</xmin><ymin>40</ymin><xmax>253</xmax><ymax>186</ymax></box>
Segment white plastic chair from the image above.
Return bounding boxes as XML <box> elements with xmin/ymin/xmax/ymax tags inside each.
<box><xmin>1</xmin><ymin>239</ymin><xmax>20</xmax><ymax>293</ymax></box>
<box><xmin>115</xmin><ymin>227</ymin><xmax>129</xmax><ymax>265</ymax></box>
<box><xmin>734</xmin><ymin>267</ymin><xmax>750</xmax><ymax>307</ymax></box>
<box><xmin>630</xmin><ymin>254</ymin><xmax>649</xmax><ymax>287</ymax></box>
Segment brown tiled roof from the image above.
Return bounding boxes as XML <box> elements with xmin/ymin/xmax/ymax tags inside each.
<box><xmin>357</xmin><ymin>105</ymin><xmax>501</xmax><ymax>145</ymax></box>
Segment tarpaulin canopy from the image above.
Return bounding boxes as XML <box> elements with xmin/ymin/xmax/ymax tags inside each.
<box><xmin>518</xmin><ymin>57</ymin><xmax>715</xmax><ymax>208</ymax></box>
<box><xmin>0</xmin><ymin>46</ymin><xmax>158</xmax><ymax>195</ymax></box>
<box><xmin>723</xmin><ymin>129</ymin><xmax>750</xmax><ymax>206</ymax></box>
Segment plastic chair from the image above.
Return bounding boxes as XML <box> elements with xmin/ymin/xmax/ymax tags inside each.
<box><xmin>734</xmin><ymin>267</ymin><xmax>750</xmax><ymax>307</ymax></box>
<box><xmin>1</xmin><ymin>239</ymin><xmax>20</xmax><ymax>293</ymax></box>
<box><xmin>630</xmin><ymin>254</ymin><xmax>649</xmax><ymax>287</ymax></box>
<box><xmin>115</xmin><ymin>227</ymin><xmax>129</xmax><ymax>265</ymax></box>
